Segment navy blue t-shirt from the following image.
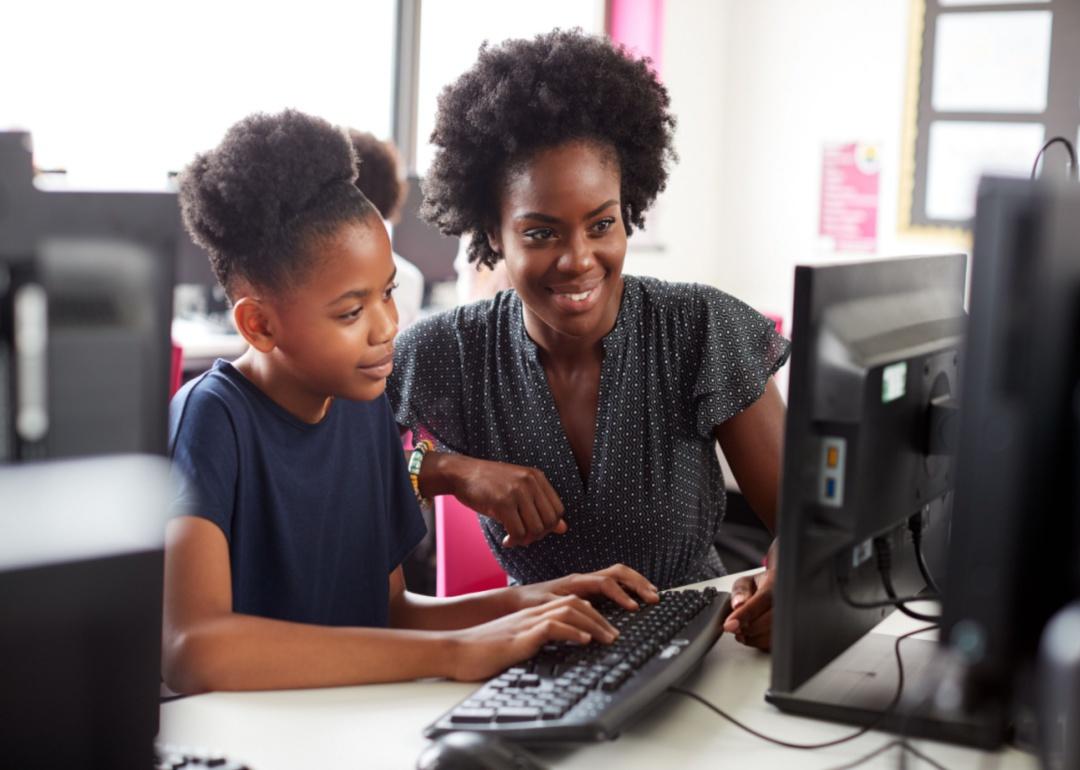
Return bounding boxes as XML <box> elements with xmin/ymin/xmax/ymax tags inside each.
<box><xmin>169</xmin><ymin>360</ymin><xmax>426</xmax><ymax>628</ymax></box>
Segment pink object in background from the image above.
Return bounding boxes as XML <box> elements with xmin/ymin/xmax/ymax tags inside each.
<box><xmin>436</xmin><ymin>495</ymin><xmax>508</xmax><ymax>597</ymax></box>
<box><xmin>763</xmin><ymin>313</ymin><xmax>784</xmax><ymax>337</ymax></box>
<box><xmin>169</xmin><ymin>342</ymin><xmax>183</xmax><ymax>397</ymax></box>
<box><xmin>403</xmin><ymin>429</ymin><xmax>508</xmax><ymax>597</ymax></box>
<box><xmin>819</xmin><ymin>142</ymin><xmax>881</xmax><ymax>254</ymax></box>
<box><xmin>607</xmin><ymin>0</ymin><xmax>665</xmax><ymax>77</ymax></box>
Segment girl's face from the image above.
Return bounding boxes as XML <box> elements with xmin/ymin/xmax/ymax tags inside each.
<box><xmin>269</xmin><ymin>218</ymin><xmax>399</xmax><ymax>403</ymax></box>
<box><xmin>490</xmin><ymin>140</ymin><xmax>627</xmax><ymax>347</ymax></box>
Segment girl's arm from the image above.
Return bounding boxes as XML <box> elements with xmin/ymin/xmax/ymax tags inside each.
<box><xmin>388</xmin><ymin>563</ymin><xmax>660</xmax><ymax>631</ymax></box>
<box><xmin>162</xmin><ymin>516</ymin><xmax>616</xmax><ymax>693</ymax></box>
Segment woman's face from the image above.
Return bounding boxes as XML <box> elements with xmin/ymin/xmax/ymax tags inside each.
<box><xmin>489</xmin><ymin>140</ymin><xmax>626</xmax><ymax>346</ymax></box>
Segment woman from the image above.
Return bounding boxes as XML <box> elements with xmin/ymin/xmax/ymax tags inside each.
<box><xmin>388</xmin><ymin>30</ymin><xmax>789</xmax><ymax>650</ymax></box>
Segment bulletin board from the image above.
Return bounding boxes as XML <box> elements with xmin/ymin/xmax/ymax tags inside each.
<box><xmin>898</xmin><ymin>0</ymin><xmax>1079</xmax><ymax>238</ymax></box>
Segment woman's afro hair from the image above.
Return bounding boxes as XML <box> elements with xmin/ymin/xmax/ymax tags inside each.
<box><xmin>420</xmin><ymin>28</ymin><xmax>677</xmax><ymax>269</ymax></box>
<box><xmin>348</xmin><ymin>129</ymin><xmax>407</xmax><ymax>222</ymax></box>
<box><xmin>178</xmin><ymin>109</ymin><xmax>376</xmax><ymax>296</ymax></box>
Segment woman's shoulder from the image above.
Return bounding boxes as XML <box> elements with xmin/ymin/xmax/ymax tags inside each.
<box><xmin>397</xmin><ymin>291</ymin><xmax>518</xmax><ymax>352</ymax></box>
<box><xmin>627</xmin><ymin>275</ymin><xmax>743</xmax><ymax>321</ymax></box>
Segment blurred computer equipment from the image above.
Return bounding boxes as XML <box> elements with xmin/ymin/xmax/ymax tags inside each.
<box><xmin>392</xmin><ymin>175</ymin><xmax>459</xmax><ymax>298</ymax></box>
<box><xmin>767</xmin><ymin>253</ymin><xmax>983</xmax><ymax>744</ymax></box>
<box><xmin>0</xmin><ymin>130</ymin><xmax>178</xmax><ymax>460</ymax></box>
<box><xmin>943</xmin><ymin>176</ymin><xmax>1080</xmax><ymax>761</ymax></box>
<box><xmin>0</xmin><ymin>455</ymin><xmax>174</xmax><ymax>769</ymax></box>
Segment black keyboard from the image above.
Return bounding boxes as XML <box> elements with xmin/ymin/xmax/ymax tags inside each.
<box><xmin>154</xmin><ymin>743</ymin><xmax>251</xmax><ymax>770</ymax></box>
<box><xmin>424</xmin><ymin>587</ymin><xmax>731</xmax><ymax>742</ymax></box>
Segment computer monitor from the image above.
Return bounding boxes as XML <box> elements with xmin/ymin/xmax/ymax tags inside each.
<box><xmin>0</xmin><ymin>131</ymin><xmax>178</xmax><ymax>460</ymax></box>
<box><xmin>766</xmin><ymin>253</ymin><xmax>989</xmax><ymax>745</ymax></box>
<box><xmin>942</xmin><ymin>177</ymin><xmax>1080</xmax><ymax>750</ymax></box>
<box><xmin>0</xmin><ymin>455</ymin><xmax>174</xmax><ymax>769</ymax></box>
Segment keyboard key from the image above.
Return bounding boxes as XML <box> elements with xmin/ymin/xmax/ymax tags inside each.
<box><xmin>495</xmin><ymin>707</ymin><xmax>541</xmax><ymax>722</ymax></box>
<box><xmin>450</xmin><ymin>708</ymin><xmax>496</xmax><ymax>723</ymax></box>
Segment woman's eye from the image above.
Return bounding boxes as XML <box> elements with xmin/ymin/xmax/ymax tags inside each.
<box><xmin>524</xmin><ymin>227</ymin><xmax>556</xmax><ymax>241</ymax></box>
<box><xmin>592</xmin><ymin>217</ymin><xmax>616</xmax><ymax>234</ymax></box>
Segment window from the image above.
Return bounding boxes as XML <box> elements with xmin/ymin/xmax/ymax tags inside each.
<box><xmin>900</xmin><ymin>0</ymin><xmax>1079</xmax><ymax>232</ymax></box>
<box><xmin>412</xmin><ymin>0</ymin><xmax>605</xmax><ymax>175</ymax></box>
<box><xmin>0</xmin><ymin>0</ymin><xmax>397</xmax><ymax>191</ymax></box>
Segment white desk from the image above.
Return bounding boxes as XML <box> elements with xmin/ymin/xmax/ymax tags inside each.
<box><xmin>172</xmin><ymin>317</ymin><xmax>248</xmax><ymax>375</ymax></box>
<box><xmin>158</xmin><ymin>571</ymin><xmax>1038</xmax><ymax>770</ymax></box>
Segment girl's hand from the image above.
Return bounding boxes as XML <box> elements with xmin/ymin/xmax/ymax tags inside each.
<box><xmin>439</xmin><ymin>455</ymin><xmax>567</xmax><ymax>547</ymax></box>
<box><xmin>446</xmin><ymin>595</ymin><xmax>618</xmax><ymax>681</ymax></box>
<box><xmin>514</xmin><ymin>563</ymin><xmax>661</xmax><ymax>612</ymax></box>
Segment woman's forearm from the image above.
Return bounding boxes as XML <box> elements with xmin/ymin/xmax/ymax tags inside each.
<box><xmin>416</xmin><ymin>449</ymin><xmax>466</xmax><ymax>498</ymax></box>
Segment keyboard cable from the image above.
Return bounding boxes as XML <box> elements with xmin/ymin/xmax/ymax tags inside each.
<box><xmin>668</xmin><ymin>623</ymin><xmax>949</xmax><ymax>768</ymax></box>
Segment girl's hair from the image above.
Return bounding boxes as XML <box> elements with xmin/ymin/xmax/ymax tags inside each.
<box><xmin>179</xmin><ymin>109</ymin><xmax>377</xmax><ymax>297</ymax></box>
<box><xmin>421</xmin><ymin>28</ymin><xmax>677</xmax><ymax>269</ymax></box>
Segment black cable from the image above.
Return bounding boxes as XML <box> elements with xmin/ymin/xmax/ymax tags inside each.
<box><xmin>835</xmin><ymin>578</ymin><xmax>929</xmax><ymax>610</ymax></box>
<box><xmin>874</xmin><ymin>538</ymin><xmax>941</xmax><ymax>623</ymax></box>
<box><xmin>668</xmin><ymin>624</ymin><xmax>937</xmax><ymax>750</ymax></box>
<box><xmin>834</xmin><ymin>548</ymin><xmax>934</xmax><ymax>611</ymax></box>
<box><xmin>1030</xmin><ymin>136</ymin><xmax>1078</xmax><ymax>181</ymax></box>
<box><xmin>909</xmin><ymin>514</ymin><xmax>942</xmax><ymax>596</ymax></box>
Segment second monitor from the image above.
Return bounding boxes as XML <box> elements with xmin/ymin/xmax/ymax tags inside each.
<box><xmin>767</xmin><ymin>253</ymin><xmax>983</xmax><ymax>744</ymax></box>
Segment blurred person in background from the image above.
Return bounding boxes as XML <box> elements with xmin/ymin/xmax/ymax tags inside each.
<box><xmin>348</xmin><ymin>130</ymin><xmax>425</xmax><ymax>329</ymax></box>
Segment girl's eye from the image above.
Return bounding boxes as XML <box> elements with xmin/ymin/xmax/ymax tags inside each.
<box><xmin>384</xmin><ymin>282</ymin><xmax>399</xmax><ymax>300</ymax></box>
<box><xmin>592</xmin><ymin>217</ymin><xmax>616</xmax><ymax>234</ymax></box>
<box><xmin>338</xmin><ymin>307</ymin><xmax>363</xmax><ymax>321</ymax></box>
<box><xmin>524</xmin><ymin>227</ymin><xmax>556</xmax><ymax>242</ymax></box>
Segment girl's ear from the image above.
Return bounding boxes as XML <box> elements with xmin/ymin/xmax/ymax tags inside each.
<box><xmin>232</xmin><ymin>297</ymin><xmax>276</xmax><ymax>353</ymax></box>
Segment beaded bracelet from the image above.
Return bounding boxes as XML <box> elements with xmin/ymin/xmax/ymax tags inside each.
<box><xmin>408</xmin><ymin>438</ymin><xmax>435</xmax><ymax>509</ymax></box>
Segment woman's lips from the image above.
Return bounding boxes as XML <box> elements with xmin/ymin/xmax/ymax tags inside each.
<box><xmin>548</xmin><ymin>282</ymin><xmax>602</xmax><ymax>313</ymax></box>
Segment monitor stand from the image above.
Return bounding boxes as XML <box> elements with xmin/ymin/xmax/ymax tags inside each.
<box><xmin>765</xmin><ymin>632</ymin><xmax>1005</xmax><ymax>749</ymax></box>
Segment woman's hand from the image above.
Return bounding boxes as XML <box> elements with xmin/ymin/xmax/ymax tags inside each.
<box><xmin>445</xmin><ymin>595</ymin><xmax>618</xmax><ymax>681</ymax></box>
<box><xmin>427</xmin><ymin>454</ymin><xmax>567</xmax><ymax>547</ymax></box>
<box><xmin>723</xmin><ymin>540</ymin><xmax>777</xmax><ymax>650</ymax></box>
<box><xmin>514</xmin><ymin>564</ymin><xmax>661</xmax><ymax>612</ymax></box>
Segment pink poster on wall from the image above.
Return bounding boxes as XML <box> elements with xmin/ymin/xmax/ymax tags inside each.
<box><xmin>819</xmin><ymin>142</ymin><xmax>880</xmax><ymax>254</ymax></box>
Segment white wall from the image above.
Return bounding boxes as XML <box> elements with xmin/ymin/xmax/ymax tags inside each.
<box><xmin>633</xmin><ymin>0</ymin><xmax>964</xmax><ymax>331</ymax></box>
<box><xmin>624</xmin><ymin>0</ymin><xmax>730</xmax><ymax>286</ymax></box>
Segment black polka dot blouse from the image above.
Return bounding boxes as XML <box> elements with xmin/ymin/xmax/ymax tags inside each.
<box><xmin>386</xmin><ymin>275</ymin><xmax>790</xmax><ymax>589</ymax></box>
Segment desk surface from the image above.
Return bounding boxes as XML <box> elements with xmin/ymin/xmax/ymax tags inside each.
<box><xmin>158</xmin><ymin>571</ymin><xmax>1037</xmax><ymax>770</ymax></box>
<box><xmin>172</xmin><ymin>317</ymin><xmax>247</xmax><ymax>370</ymax></box>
